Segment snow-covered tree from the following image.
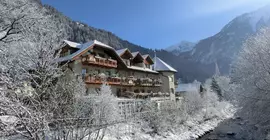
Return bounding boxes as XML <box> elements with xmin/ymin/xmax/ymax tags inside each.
<box><xmin>97</xmin><ymin>83</ymin><xmax>119</xmax><ymax>123</ymax></box>
<box><xmin>0</xmin><ymin>0</ymin><xmax>84</xmax><ymax>139</ymax></box>
<box><xmin>231</xmin><ymin>27</ymin><xmax>270</xmax><ymax>139</ymax></box>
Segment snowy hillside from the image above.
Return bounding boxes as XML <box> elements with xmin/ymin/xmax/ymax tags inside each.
<box><xmin>248</xmin><ymin>4</ymin><xmax>270</xmax><ymax>32</ymax></box>
<box><xmin>165</xmin><ymin>41</ymin><xmax>195</xmax><ymax>55</ymax></box>
<box><xmin>189</xmin><ymin>4</ymin><xmax>270</xmax><ymax>74</ymax></box>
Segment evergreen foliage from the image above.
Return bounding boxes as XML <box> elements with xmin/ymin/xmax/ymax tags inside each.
<box><xmin>211</xmin><ymin>77</ymin><xmax>222</xmax><ymax>100</ymax></box>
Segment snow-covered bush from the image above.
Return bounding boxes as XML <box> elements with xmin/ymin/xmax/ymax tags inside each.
<box><xmin>94</xmin><ymin>83</ymin><xmax>120</xmax><ymax>124</ymax></box>
<box><xmin>184</xmin><ymin>91</ymin><xmax>204</xmax><ymax>115</ymax></box>
<box><xmin>139</xmin><ymin>84</ymin><xmax>234</xmax><ymax>138</ymax></box>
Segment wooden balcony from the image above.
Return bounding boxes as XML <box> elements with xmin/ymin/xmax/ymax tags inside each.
<box><xmin>84</xmin><ymin>76</ymin><xmax>102</xmax><ymax>84</ymax></box>
<box><xmin>82</xmin><ymin>55</ymin><xmax>117</xmax><ymax>68</ymax></box>
<box><xmin>84</xmin><ymin>76</ymin><xmax>121</xmax><ymax>85</ymax></box>
<box><xmin>84</xmin><ymin>75</ymin><xmax>162</xmax><ymax>87</ymax></box>
<box><xmin>134</xmin><ymin>78</ymin><xmax>162</xmax><ymax>87</ymax></box>
<box><xmin>107</xmin><ymin>77</ymin><xmax>121</xmax><ymax>85</ymax></box>
<box><xmin>121</xmin><ymin>76</ymin><xmax>136</xmax><ymax>86</ymax></box>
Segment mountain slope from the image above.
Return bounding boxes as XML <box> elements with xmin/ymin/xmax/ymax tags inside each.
<box><xmin>166</xmin><ymin>41</ymin><xmax>196</xmax><ymax>55</ymax></box>
<box><xmin>188</xmin><ymin>5</ymin><xmax>270</xmax><ymax>74</ymax></box>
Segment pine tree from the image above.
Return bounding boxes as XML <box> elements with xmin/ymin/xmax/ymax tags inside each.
<box><xmin>211</xmin><ymin>77</ymin><xmax>222</xmax><ymax>100</ymax></box>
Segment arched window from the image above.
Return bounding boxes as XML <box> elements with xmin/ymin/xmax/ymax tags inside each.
<box><xmin>171</xmin><ymin>88</ymin><xmax>174</xmax><ymax>94</ymax></box>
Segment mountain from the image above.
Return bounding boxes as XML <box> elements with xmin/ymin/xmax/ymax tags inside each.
<box><xmin>165</xmin><ymin>41</ymin><xmax>196</xmax><ymax>55</ymax></box>
<box><xmin>188</xmin><ymin>4</ymin><xmax>270</xmax><ymax>74</ymax></box>
<box><xmin>11</xmin><ymin>0</ymin><xmax>269</xmax><ymax>82</ymax></box>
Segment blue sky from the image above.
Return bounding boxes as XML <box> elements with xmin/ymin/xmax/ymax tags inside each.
<box><xmin>41</xmin><ymin>0</ymin><xmax>270</xmax><ymax>49</ymax></box>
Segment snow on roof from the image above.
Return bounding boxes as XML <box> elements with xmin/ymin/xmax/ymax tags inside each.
<box><xmin>131</xmin><ymin>52</ymin><xmax>144</xmax><ymax>61</ymax></box>
<box><xmin>57</xmin><ymin>40</ymin><xmax>177</xmax><ymax>74</ymax></box>
<box><xmin>142</xmin><ymin>54</ymin><xmax>149</xmax><ymax>59</ymax></box>
<box><xmin>153</xmin><ymin>57</ymin><xmax>177</xmax><ymax>72</ymax></box>
<box><xmin>127</xmin><ymin>66</ymin><xmax>158</xmax><ymax>74</ymax></box>
<box><xmin>131</xmin><ymin>52</ymin><xmax>139</xmax><ymax>57</ymax></box>
<box><xmin>63</xmin><ymin>40</ymin><xmax>81</xmax><ymax>48</ymax></box>
<box><xmin>93</xmin><ymin>40</ymin><xmax>114</xmax><ymax>49</ymax></box>
<box><xmin>176</xmin><ymin>83</ymin><xmax>200</xmax><ymax>92</ymax></box>
<box><xmin>57</xmin><ymin>40</ymin><xmax>95</xmax><ymax>62</ymax></box>
<box><xmin>142</xmin><ymin>54</ymin><xmax>154</xmax><ymax>64</ymax></box>
<box><xmin>116</xmin><ymin>48</ymin><xmax>127</xmax><ymax>56</ymax></box>
<box><xmin>57</xmin><ymin>40</ymin><xmax>126</xmax><ymax>66</ymax></box>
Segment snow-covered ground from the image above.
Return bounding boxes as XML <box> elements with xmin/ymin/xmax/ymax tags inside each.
<box><xmin>103</xmin><ymin>102</ymin><xmax>236</xmax><ymax>140</ymax></box>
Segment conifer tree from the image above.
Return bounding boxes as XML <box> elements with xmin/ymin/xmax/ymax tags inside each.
<box><xmin>211</xmin><ymin>77</ymin><xmax>222</xmax><ymax>100</ymax></box>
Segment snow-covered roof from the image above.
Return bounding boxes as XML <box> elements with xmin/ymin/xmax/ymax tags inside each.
<box><xmin>57</xmin><ymin>40</ymin><xmax>113</xmax><ymax>62</ymax></box>
<box><xmin>131</xmin><ymin>52</ymin><xmax>139</xmax><ymax>57</ymax></box>
<box><xmin>93</xmin><ymin>40</ymin><xmax>114</xmax><ymax>49</ymax></box>
<box><xmin>58</xmin><ymin>40</ymin><xmax>127</xmax><ymax>68</ymax></box>
<box><xmin>127</xmin><ymin>66</ymin><xmax>158</xmax><ymax>74</ymax></box>
<box><xmin>176</xmin><ymin>83</ymin><xmax>200</xmax><ymax>92</ymax></box>
<box><xmin>57</xmin><ymin>40</ymin><xmax>178</xmax><ymax>74</ymax></box>
<box><xmin>116</xmin><ymin>48</ymin><xmax>127</xmax><ymax>56</ymax></box>
<box><xmin>142</xmin><ymin>54</ymin><xmax>149</xmax><ymax>59</ymax></box>
<box><xmin>63</xmin><ymin>40</ymin><xmax>81</xmax><ymax>48</ymax></box>
<box><xmin>153</xmin><ymin>57</ymin><xmax>177</xmax><ymax>72</ymax></box>
<box><xmin>142</xmin><ymin>54</ymin><xmax>154</xmax><ymax>64</ymax></box>
<box><xmin>57</xmin><ymin>40</ymin><xmax>95</xmax><ymax>62</ymax></box>
<box><xmin>131</xmin><ymin>51</ymin><xmax>144</xmax><ymax>61</ymax></box>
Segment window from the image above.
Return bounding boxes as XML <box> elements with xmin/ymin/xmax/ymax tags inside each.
<box><xmin>95</xmin><ymin>70</ymin><xmax>100</xmax><ymax>75</ymax></box>
<box><xmin>60</xmin><ymin>50</ymin><xmax>69</xmax><ymax>57</ymax></box>
<box><xmin>106</xmin><ymin>71</ymin><xmax>111</xmax><ymax>76</ymax></box>
<box><xmin>125</xmin><ymin>59</ymin><xmax>130</xmax><ymax>66</ymax></box>
<box><xmin>99</xmin><ymin>53</ymin><xmax>105</xmax><ymax>58</ymax></box>
<box><xmin>169</xmin><ymin>76</ymin><xmax>174</xmax><ymax>82</ymax></box>
<box><xmin>82</xmin><ymin>69</ymin><xmax>87</xmax><ymax>77</ymax></box>
<box><xmin>134</xmin><ymin>89</ymin><xmax>139</xmax><ymax>93</ymax></box>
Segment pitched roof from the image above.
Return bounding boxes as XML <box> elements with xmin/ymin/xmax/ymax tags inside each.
<box><xmin>142</xmin><ymin>54</ymin><xmax>154</xmax><ymax>65</ymax></box>
<box><xmin>116</xmin><ymin>48</ymin><xmax>127</xmax><ymax>56</ymax></box>
<box><xmin>131</xmin><ymin>52</ymin><xmax>139</xmax><ymax>57</ymax></box>
<box><xmin>142</xmin><ymin>54</ymin><xmax>149</xmax><ymax>59</ymax></box>
<box><xmin>153</xmin><ymin>57</ymin><xmax>177</xmax><ymax>72</ymax></box>
<box><xmin>131</xmin><ymin>52</ymin><xmax>144</xmax><ymax>62</ymax></box>
<box><xmin>63</xmin><ymin>40</ymin><xmax>81</xmax><ymax>48</ymax></box>
<box><xmin>58</xmin><ymin>40</ymin><xmax>119</xmax><ymax>63</ymax></box>
<box><xmin>57</xmin><ymin>40</ymin><xmax>95</xmax><ymax>62</ymax></box>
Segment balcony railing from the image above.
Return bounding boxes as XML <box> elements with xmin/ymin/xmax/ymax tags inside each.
<box><xmin>84</xmin><ymin>75</ymin><xmax>162</xmax><ymax>87</ymax></box>
<box><xmin>121</xmin><ymin>76</ymin><xmax>136</xmax><ymax>86</ymax></box>
<box><xmin>85</xmin><ymin>75</ymin><xmax>121</xmax><ymax>85</ymax></box>
<box><xmin>81</xmin><ymin>55</ymin><xmax>117</xmax><ymax>68</ymax></box>
<box><xmin>84</xmin><ymin>76</ymin><xmax>102</xmax><ymax>84</ymax></box>
<box><xmin>117</xmin><ymin>91</ymin><xmax>170</xmax><ymax>99</ymax></box>
<box><xmin>107</xmin><ymin>77</ymin><xmax>121</xmax><ymax>85</ymax></box>
<box><xmin>134</xmin><ymin>78</ymin><xmax>162</xmax><ymax>87</ymax></box>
